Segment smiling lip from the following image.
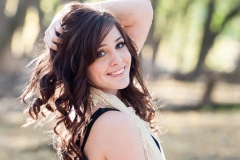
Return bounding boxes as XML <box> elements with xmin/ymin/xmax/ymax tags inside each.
<box><xmin>107</xmin><ymin>67</ymin><xmax>125</xmax><ymax>76</ymax></box>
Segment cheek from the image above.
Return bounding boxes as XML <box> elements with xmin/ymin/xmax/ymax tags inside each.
<box><xmin>125</xmin><ymin>51</ymin><xmax>132</xmax><ymax>65</ymax></box>
<box><xmin>87</xmin><ymin>64</ymin><xmax>97</xmax><ymax>83</ymax></box>
<box><xmin>87</xmin><ymin>62</ymin><xmax>104</xmax><ymax>83</ymax></box>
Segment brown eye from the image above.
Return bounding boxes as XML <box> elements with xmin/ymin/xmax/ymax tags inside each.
<box><xmin>116</xmin><ymin>42</ymin><xmax>125</xmax><ymax>49</ymax></box>
<box><xmin>97</xmin><ymin>50</ymin><xmax>106</xmax><ymax>58</ymax></box>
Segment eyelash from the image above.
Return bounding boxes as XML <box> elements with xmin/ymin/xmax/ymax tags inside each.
<box><xmin>97</xmin><ymin>42</ymin><xmax>125</xmax><ymax>58</ymax></box>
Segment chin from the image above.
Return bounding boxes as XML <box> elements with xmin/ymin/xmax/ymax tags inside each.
<box><xmin>118</xmin><ymin>80</ymin><xmax>130</xmax><ymax>89</ymax></box>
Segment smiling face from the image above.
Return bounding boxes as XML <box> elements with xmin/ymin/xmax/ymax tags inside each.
<box><xmin>87</xmin><ymin>26</ymin><xmax>132</xmax><ymax>95</ymax></box>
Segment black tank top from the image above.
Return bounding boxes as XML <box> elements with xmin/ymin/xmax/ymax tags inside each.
<box><xmin>77</xmin><ymin>108</ymin><xmax>161</xmax><ymax>156</ymax></box>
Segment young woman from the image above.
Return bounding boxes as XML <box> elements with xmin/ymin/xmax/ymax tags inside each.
<box><xmin>22</xmin><ymin>0</ymin><xmax>166</xmax><ymax>160</ymax></box>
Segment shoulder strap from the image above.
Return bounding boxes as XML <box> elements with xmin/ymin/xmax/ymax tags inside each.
<box><xmin>151</xmin><ymin>135</ymin><xmax>161</xmax><ymax>152</ymax></box>
<box><xmin>81</xmin><ymin>108</ymin><xmax>119</xmax><ymax>152</ymax></box>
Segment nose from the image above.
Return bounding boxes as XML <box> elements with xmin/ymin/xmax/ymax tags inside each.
<box><xmin>110</xmin><ymin>50</ymin><xmax>123</xmax><ymax>66</ymax></box>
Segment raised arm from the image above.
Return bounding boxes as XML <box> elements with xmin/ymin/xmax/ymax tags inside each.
<box><xmin>92</xmin><ymin>0</ymin><xmax>153</xmax><ymax>54</ymax></box>
<box><xmin>44</xmin><ymin>0</ymin><xmax>153</xmax><ymax>53</ymax></box>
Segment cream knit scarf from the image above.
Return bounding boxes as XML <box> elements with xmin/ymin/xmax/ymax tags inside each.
<box><xmin>90</xmin><ymin>87</ymin><xmax>166</xmax><ymax>160</ymax></box>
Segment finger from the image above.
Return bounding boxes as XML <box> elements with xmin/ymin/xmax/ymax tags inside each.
<box><xmin>51</xmin><ymin>31</ymin><xmax>61</xmax><ymax>43</ymax></box>
<box><xmin>43</xmin><ymin>34</ymin><xmax>49</xmax><ymax>45</ymax></box>
<box><xmin>57</xmin><ymin>37</ymin><xmax>63</xmax><ymax>44</ymax></box>
<box><xmin>48</xmin><ymin>41</ymin><xmax>57</xmax><ymax>51</ymax></box>
<box><xmin>44</xmin><ymin>36</ymin><xmax>57</xmax><ymax>50</ymax></box>
<box><xmin>55</xmin><ymin>21</ymin><xmax>63</xmax><ymax>34</ymax></box>
<box><xmin>53</xmin><ymin>35</ymin><xmax>63</xmax><ymax>44</ymax></box>
<box><xmin>51</xmin><ymin>31</ymin><xmax>63</xmax><ymax>44</ymax></box>
<box><xmin>44</xmin><ymin>27</ymin><xmax>50</xmax><ymax>36</ymax></box>
<box><xmin>44</xmin><ymin>28</ymin><xmax>51</xmax><ymax>43</ymax></box>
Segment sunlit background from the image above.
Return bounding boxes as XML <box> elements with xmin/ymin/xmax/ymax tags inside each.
<box><xmin>0</xmin><ymin>0</ymin><xmax>239</xmax><ymax>160</ymax></box>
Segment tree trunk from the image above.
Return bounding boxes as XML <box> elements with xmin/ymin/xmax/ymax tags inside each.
<box><xmin>193</xmin><ymin>0</ymin><xmax>216</xmax><ymax>76</ymax></box>
<box><xmin>35</xmin><ymin>0</ymin><xmax>45</xmax><ymax>38</ymax></box>
<box><xmin>0</xmin><ymin>0</ymin><xmax>7</xmax><ymax>30</ymax></box>
<box><xmin>0</xmin><ymin>0</ymin><xmax>29</xmax><ymax>55</ymax></box>
<box><xmin>202</xmin><ymin>73</ymin><xmax>218</xmax><ymax>104</ymax></box>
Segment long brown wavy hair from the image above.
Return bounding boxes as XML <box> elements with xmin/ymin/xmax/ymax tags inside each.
<box><xmin>21</xmin><ymin>2</ymin><xmax>155</xmax><ymax>160</ymax></box>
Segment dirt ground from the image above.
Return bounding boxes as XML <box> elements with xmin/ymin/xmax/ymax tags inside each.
<box><xmin>0</xmin><ymin>97</ymin><xmax>239</xmax><ymax>160</ymax></box>
<box><xmin>158</xmin><ymin>110</ymin><xmax>240</xmax><ymax>160</ymax></box>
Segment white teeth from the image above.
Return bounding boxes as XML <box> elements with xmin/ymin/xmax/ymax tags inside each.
<box><xmin>109</xmin><ymin>68</ymin><xmax>124</xmax><ymax>75</ymax></box>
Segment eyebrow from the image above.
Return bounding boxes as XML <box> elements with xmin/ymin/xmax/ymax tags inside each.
<box><xmin>99</xmin><ymin>36</ymin><xmax>123</xmax><ymax>48</ymax></box>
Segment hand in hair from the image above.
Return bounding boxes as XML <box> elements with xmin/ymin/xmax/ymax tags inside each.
<box><xmin>44</xmin><ymin>12</ymin><xmax>63</xmax><ymax>50</ymax></box>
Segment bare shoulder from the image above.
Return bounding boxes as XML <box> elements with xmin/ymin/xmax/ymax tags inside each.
<box><xmin>84</xmin><ymin>111</ymin><xmax>145</xmax><ymax>160</ymax></box>
<box><xmin>95</xmin><ymin>110</ymin><xmax>136</xmax><ymax>129</ymax></box>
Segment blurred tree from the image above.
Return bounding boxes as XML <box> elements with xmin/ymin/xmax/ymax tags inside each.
<box><xmin>233</xmin><ymin>56</ymin><xmax>240</xmax><ymax>76</ymax></box>
<box><xmin>0</xmin><ymin>0</ymin><xmax>7</xmax><ymax>32</ymax></box>
<box><xmin>193</xmin><ymin>0</ymin><xmax>240</xmax><ymax>76</ymax></box>
<box><xmin>144</xmin><ymin>0</ymin><xmax>161</xmax><ymax>75</ymax></box>
<box><xmin>0</xmin><ymin>0</ymin><xmax>28</xmax><ymax>56</ymax></box>
<box><xmin>145</xmin><ymin>0</ymin><xmax>195</xmax><ymax>76</ymax></box>
<box><xmin>0</xmin><ymin>0</ymin><xmax>61</xmax><ymax>74</ymax></box>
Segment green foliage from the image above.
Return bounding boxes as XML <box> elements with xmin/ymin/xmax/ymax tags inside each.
<box><xmin>152</xmin><ymin>0</ymin><xmax>240</xmax><ymax>73</ymax></box>
<box><xmin>211</xmin><ymin>0</ymin><xmax>240</xmax><ymax>38</ymax></box>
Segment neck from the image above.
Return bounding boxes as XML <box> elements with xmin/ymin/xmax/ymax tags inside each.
<box><xmin>103</xmin><ymin>89</ymin><xmax>118</xmax><ymax>96</ymax></box>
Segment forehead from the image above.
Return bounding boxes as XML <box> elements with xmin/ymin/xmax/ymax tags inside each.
<box><xmin>100</xmin><ymin>26</ymin><xmax>122</xmax><ymax>43</ymax></box>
